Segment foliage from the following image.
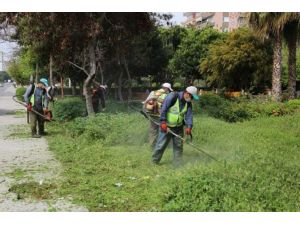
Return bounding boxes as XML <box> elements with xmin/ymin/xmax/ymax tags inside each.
<box><xmin>7</xmin><ymin>48</ymin><xmax>43</xmax><ymax>85</ymax></box>
<box><xmin>52</xmin><ymin>97</ymin><xmax>86</xmax><ymax>121</ymax></box>
<box><xmin>168</xmin><ymin>27</ymin><xmax>225</xmax><ymax>84</ymax></box>
<box><xmin>199</xmin><ymin>93</ymin><xmax>300</xmax><ymax>122</ymax></box>
<box><xmin>15</xmin><ymin>87</ymin><xmax>27</xmax><ymax>102</ymax></box>
<box><xmin>7</xmin><ymin>60</ymin><xmax>22</xmax><ymax>84</ymax></box>
<box><xmin>286</xmin><ymin>99</ymin><xmax>300</xmax><ymax>107</ymax></box>
<box><xmin>200</xmin><ymin>28</ymin><xmax>273</xmax><ymax>91</ymax></box>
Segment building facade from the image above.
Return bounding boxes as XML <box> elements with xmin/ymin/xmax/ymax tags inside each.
<box><xmin>183</xmin><ymin>12</ymin><xmax>247</xmax><ymax>31</ymax></box>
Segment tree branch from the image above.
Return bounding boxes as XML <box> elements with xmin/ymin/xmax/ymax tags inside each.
<box><xmin>67</xmin><ymin>61</ymin><xmax>90</xmax><ymax>76</ymax></box>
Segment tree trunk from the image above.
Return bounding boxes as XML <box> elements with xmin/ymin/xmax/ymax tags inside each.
<box><xmin>35</xmin><ymin>62</ymin><xmax>39</xmax><ymax>83</ymax></box>
<box><xmin>287</xmin><ymin>27</ymin><xmax>298</xmax><ymax>100</ymax></box>
<box><xmin>271</xmin><ymin>32</ymin><xmax>282</xmax><ymax>102</ymax></box>
<box><xmin>98</xmin><ymin>61</ymin><xmax>104</xmax><ymax>84</ymax></box>
<box><xmin>122</xmin><ymin>53</ymin><xmax>132</xmax><ymax>100</ymax></box>
<box><xmin>118</xmin><ymin>71</ymin><xmax>124</xmax><ymax>102</ymax></box>
<box><xmin>71</xmin><ymin>80</ymin><xmax>76</xmax><ymax>96</ymax></box>
<box><xmin>49</xmin><ymin>53</ymin><xmax>54</xmax><ymax>86</ymax></box>
<box><xmin>60</xmin><ymin>76</ymin><xmax>64</xmax><ymax>98</ymax></box>
<box><xmin>50</xmin><ymin>12</ymin><xmax>55</xmax><ymax>86</ymax></box>
<box><xmin>83</xmin><ymin>43</ymin><xmax>96</xmax><ymax>116</ymax></box>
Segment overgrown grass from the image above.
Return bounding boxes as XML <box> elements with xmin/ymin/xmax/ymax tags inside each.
<box><xmin>46</xmin><ymin>99</ymin><xmax>300</xmax><ymax>211</ymax></box>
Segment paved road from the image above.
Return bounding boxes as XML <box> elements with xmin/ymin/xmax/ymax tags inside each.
<box><xmin>0</xmin><ymin>83</ymin><xmax>87</xmax><ymax>211</ymax></box>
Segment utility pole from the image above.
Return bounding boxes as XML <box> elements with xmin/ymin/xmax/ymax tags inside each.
<box><xmin>0</xmin><ymin>51</ymin><xmax>4</xmax><ymax>71</ymax></box>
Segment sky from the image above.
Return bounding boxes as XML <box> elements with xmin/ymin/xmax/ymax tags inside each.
<box><xmin>170</xmin><ymin>12</ymin><xmax>186</xmax><ymax>24</ymax></box>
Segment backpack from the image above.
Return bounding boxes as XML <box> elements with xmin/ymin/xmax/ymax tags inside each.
<box><xmin>145</xmin><ymin>89</ymin><xmax>169</xmax><ymax>114</ymax></box>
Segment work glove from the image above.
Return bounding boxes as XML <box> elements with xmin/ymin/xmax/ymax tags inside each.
<box><xmin>27</xmin><ymin>103</ymin><xmax>32</xmax><ymax>111</ymax></box>
<box><xmin>160</xmin><ymin>121</ymin><xmax>168</xmax><ymax>133</ymax></box>
<box><xmin>185</xmin><ymin>127</ymin><xmax>192</xmax><ymax>135</ymax></box>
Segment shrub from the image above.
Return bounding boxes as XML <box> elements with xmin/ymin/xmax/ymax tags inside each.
<box><xmin>199</xmin><ymin>93</ymin><xmax>300</xmax><ymax>122</ymax></box>
<box><xmin>52</xmin><ymin>97</ymin><xmax>86</xmax><ymax>121</ymax></box>
<box><xmin>199</xmin><ymin>93</ymin><xmax>229</xmax><ymax>118</ymax></box>
<box><xmin>15</xmin><ymin>87</ymin><xmax>26</xmax><ymax>102</ymax></box>
<box><xmin>220</xmin><ymin>103</ymin><xmax>254</xmax><ymax>122</ymax></box>
<box><xmin>287</xmin><ymin>99</ymin><xmax>300</xmax><ymax>107</ymax></box>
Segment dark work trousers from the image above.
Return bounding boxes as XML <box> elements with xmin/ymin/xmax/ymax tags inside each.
<box><xmin>148</xmin><ymin>119</ymin><xmax>159</xmax><ymax>149</ymax></box>
<box><xmin>29</xmin><ymin>110</ymin><xmax>45</xmax><ymax>135</ymax></box>
<box><xmin>152</xmin><ymin>125</ymin><xmax>184</xmax><ymax>167</ymax></box>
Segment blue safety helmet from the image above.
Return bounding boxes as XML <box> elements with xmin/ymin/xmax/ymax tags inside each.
<box><xmin>39</xmin><ymin>78</ymin><xmax>49</xmax><ymax>87</ymax></box>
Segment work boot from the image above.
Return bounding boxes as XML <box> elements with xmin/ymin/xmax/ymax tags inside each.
<box><xmin>32</xmin><ymin>134</ymin><xmax>41</xmax><ymax>138</ymax></box>
<box><xmin>39</xmin><ymin>131</ymin><xmax>48</xmax><ymax>136</ymax></box>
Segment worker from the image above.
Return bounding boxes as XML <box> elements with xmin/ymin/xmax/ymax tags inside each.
<box><xmin>23</xmin><ymin>78</ymin><xmax>49</xmax><ymax>138</ymax></box>
<box><xmin>92</xmin><ymin>84</ymin><xmax>107</xmax><ymax>113</ymax></box>
<box><xmin>143</xmin><ymin>83</ymin><xmax>173</xmax><ymax>148</ymax></box>
<box><xmin>152</xmin><ymin>86</ymin><xmax>199</xmax><ymax>167</ymax></box>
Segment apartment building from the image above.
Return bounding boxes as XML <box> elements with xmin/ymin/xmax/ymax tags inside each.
<box><xmin>183</xmin><ymin>12</ymin><xmax>247</xmax><ymax>31</ymax></box>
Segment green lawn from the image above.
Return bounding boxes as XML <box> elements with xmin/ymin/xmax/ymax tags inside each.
<box><xmin>46</xmin><ymin>109</ymin><xmax>300</xmax><ymax>211</ymax></box>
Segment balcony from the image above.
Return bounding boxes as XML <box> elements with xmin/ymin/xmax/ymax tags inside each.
<box><xmin>196</xmin><ymin>20</ymin><xmax>215</xmax><ymax>29</ymax></box>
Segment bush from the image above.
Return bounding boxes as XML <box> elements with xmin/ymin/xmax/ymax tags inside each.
<box><xmin>52</xmin><ymin>97</ymin><xmax>86</xmax><ymax>121</ymax></box>
<box><xmin>198</xmin><ymin>93</ymin><xmax>300</xmax><ymax>122</ymax></box>
<box><xmin>199</xmin><ymin>93</ymin><xmax>229</xmax><ymax>118</ymax></box>
<box><xmin>15</xmin><ymin>87</ymin><xmax>26</xmax><ymax>102</ymax></box>
<box><xmin>287</xmin><ymin>99</ymin><xmax>300</xmax><ymax>107</ymax></box>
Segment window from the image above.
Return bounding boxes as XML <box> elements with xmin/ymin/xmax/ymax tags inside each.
<box><xmin>223</xmin><ymin>16</ymin><xmax>229</xmax><ymax>22</ymax></box>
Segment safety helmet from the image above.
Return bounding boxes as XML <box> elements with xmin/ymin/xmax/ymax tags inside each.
<box><xmin>39</xmin><ymin>78</ymin><xmax>49</xmax><ymax>87</ymax></box>
<box><xmin>186</xmin><ymin>86</ymin><xmax>199</xmax><ymax>100</ymax></box>
<box><xmin>162</xmin><ymin>83</ymin><xmax>173</xmax><ymax>91</ymax></box>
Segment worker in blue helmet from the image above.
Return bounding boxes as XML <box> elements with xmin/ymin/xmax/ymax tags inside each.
<box><xmin>23</xmin><ymin>78</ymin><xmax>49</xmax><ymax>138</ymax></box>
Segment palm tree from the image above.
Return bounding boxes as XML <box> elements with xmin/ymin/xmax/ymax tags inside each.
<box><xmin>280</xmin><ymin>13</ymin><xmax>300</xmax><ymax>99</ymax></box>
<box><xmin>249</xmin><ymin>13</ymin><xmax>284</xmax><ymax>102</ymax></box>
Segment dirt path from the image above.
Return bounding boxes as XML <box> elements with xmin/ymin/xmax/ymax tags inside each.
<box><xmin>0</xmin><ymin>84</ymin><xmax>87</xmax><ymax>211</ymax></box>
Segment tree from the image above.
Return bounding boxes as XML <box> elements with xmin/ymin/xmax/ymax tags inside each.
<box><xmin>7</xmin><ymin>48</ymin><xmax>43</xmax><ymax>85</ymax></box>
<box><xmin>280</xmin><ymin>13</ymin><xmax>300</xmax><ymax>99</ymax></box>
<box><xmin>9</xmin><ymin>13</ymin><xmax>81</xmax><ymax>86</ymax></box>
<box><xmin>200</xmin><ymin>28</ymin><xmax>273</xmax><ymax>91</ymax></box>
<box><xmin>168</xmin><ymin>27</ymin><xmax>224</xmax><ymax>85</ymax></box>
<box><xmin>249</xmin><ymin>12</ymin><xmax>286</xmax><ymax>101</ymax></box>
<box><xmin>3</xmin><ymin>13</ymin><xmax>158</xmax><ymax>114</ymax></box>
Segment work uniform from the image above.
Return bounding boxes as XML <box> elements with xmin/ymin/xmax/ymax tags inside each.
<box><xmin>152</xmin><ymin>91</ymin><xmax>193</xmax><ymax>166</ymax></box>
<box><xmin>143</xmin><ymin>88</ymin><xmax>169</xmax><ymax>148</ymax></box>
<box><xmin>24</xmin><ymin>84</ymin><xmax>49</xmax><ymax>136</ymax></box>
<box><xmin>92</xmin><ymin>86</ymin><xmax>106</xmax><ymax>113</ymax></box>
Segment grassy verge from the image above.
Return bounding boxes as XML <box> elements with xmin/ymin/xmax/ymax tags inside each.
<box><xmin>45</xmin><ymin>106</ymin><xmax>300</xmax><ymax>211</ymax></box>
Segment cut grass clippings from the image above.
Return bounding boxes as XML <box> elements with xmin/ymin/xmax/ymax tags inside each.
<box><xmin>8</xmin><ymin>181</ymin><xmax>57</xmax><ymax>200</ymax></box>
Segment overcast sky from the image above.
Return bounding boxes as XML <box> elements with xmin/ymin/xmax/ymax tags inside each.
<box><xmin>170</xmin><ymin>12</ymin><xmax>186</xmax><ymax>24</ymax></box>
